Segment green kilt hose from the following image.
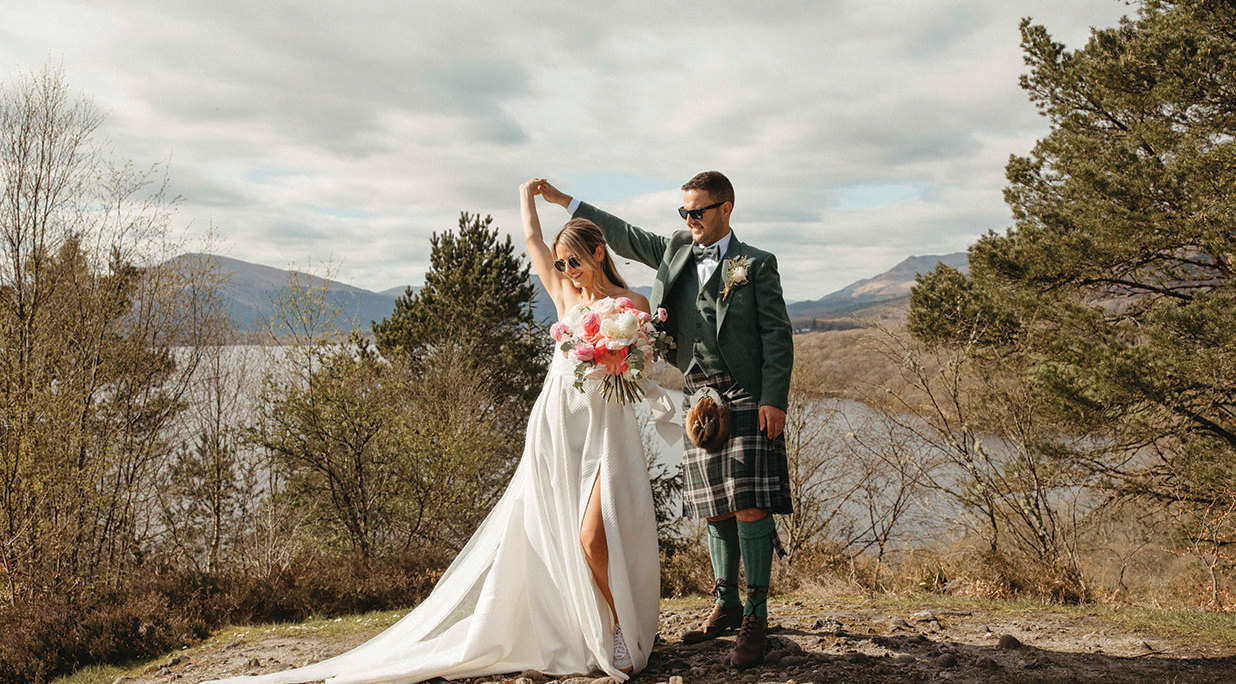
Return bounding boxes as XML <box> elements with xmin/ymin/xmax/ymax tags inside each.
<box><xmin>681</xmin><ymin>369</ymin><xmax>793</xmax><ymax>519</ymax></box>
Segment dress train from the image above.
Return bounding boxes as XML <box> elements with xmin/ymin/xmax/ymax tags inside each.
<box><xmin>205</xmin><ymin>347</ymin><xmax>670</xmax><ymax>684</ymax></box>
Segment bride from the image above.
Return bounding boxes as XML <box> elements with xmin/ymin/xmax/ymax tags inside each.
<box><xmin>205</xmin><ymin>179</ymin><xmax>664</xmax><ymax>684</ymax></box>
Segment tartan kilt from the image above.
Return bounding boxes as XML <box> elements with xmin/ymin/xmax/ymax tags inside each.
<box><xmin>681</xmin><ymin>368</ymin><xmax>793</xmax><ymax>518</ymax></box>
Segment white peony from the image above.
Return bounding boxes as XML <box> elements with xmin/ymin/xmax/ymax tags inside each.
<box><xmin>600</xmin><ymin>311</ymin><xmax>639</xmax><ymax>348</ymax></box>
<box><xmin>590</xmin><ymin>297</ymin><xmax>618</xmax><ymax>317</ymax></box>
<box><xmin>561</xmin><ymin>304</ymin><xmax>588</xmax><ymax>329</ymax></box>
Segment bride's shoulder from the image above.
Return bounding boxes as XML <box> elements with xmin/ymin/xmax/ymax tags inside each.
<box><xmin>555</xmin><ymin>289</ymin><xmax>585</xmax><ymax>317</ymax></box>
<box><xmin>619</xmin><ymin>290</ymin><xmax>650</xmax><ymax>314</ymax></box>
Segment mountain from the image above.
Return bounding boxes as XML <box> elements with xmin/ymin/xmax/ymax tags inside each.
<box><xmin>376</xmin><ymin>285</ymin><xmax>416</xmax><ymax>298</ymax></box>
<box><xmin>168</xmin><ymin>250</ymin><xmax>951</xmax><ymax>334</ymax></box>
<box><xmin>164</xmin><ymin>253</ymin><xmax>647</xmax><ymax>332</ymax></box>
<box><xmin>788</xmin><ymin>252</ymin><xmax>968</xmax><ymax>325</ymax></box>
<box><xmin>166</xmin><ymin>253</ymin><xmax>413</xmax><ymax>332</ymax></box>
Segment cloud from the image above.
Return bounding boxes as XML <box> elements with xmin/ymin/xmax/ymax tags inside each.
<box><xmin>0</xmin><ymin>0</ymin><xmax>1130</xmax><ymax>301</ymax></box>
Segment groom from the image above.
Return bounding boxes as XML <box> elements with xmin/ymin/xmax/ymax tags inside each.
<box><xmin>539</xmin><ymin>172</ymin><xmax>793</xmax><ymax>669</ymax></box>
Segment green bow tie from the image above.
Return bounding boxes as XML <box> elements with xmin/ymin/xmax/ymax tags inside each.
<box><xmin>692</xmin><ymin>243</ymin><xmax>720</xmax><ymax>260</ymax></box>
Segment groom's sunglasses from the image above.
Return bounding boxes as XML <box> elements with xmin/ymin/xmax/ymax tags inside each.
<box><xmin>553</xmin><ymin>255</ymin><xmax>582</xmax><ymax>272</ymax></box>
<box><xmin>678</xmin><ymin>201</ymin><xmax>726</xmax><ymax>221</ymax></box>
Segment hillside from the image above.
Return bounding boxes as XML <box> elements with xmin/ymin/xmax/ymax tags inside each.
<box><xmin>166</xmin><ymin>253</ymin><xmax>650</xmax><ymax>332</ymax></box>
<box><xmin>788</xmin><ymin>252</ymin><xmax>968</xmax><ymax>328</ymax></box>
<box><xmin>166</xmin><ymin>253</ymin><xmax>416</xmax><ymax>332</ymax></box>
<box><xmin>166</xmin><ymin>251</ymin><xmax>965</xmax><ymax>334</ymax></box>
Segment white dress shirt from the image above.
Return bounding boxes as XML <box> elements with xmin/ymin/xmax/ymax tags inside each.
<box><xmin>695</xmin><ymin>231</ymin><xmax>732</xmax><ymax>286</ymax></box>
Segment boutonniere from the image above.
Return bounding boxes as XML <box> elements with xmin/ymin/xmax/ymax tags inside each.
<box><xmin>721</xmin><ymin>256</ymin><xmax>753</xmax><ymax>300</ymax></box>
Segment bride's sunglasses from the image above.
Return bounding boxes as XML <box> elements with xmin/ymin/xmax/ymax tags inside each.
<box><xmin>553</xmin><ymin>255</ymin><xmax>582</xmax><ymax>272</ymax></box>
<box><xmin>678</xmin><ymin>200</ymin><xmax>726</xmax><ymax>221</ymax></box>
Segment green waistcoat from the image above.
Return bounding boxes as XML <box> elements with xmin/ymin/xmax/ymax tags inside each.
<box><xmin>670</xmin><ymin>258</ymin><xmax>728</xmax><ymax>376</ymax></box>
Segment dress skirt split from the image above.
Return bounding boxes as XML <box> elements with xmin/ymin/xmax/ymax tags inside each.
<box><xmin>205</xmin><ymin>347</ymin><xmax>661</xmax><ymax>683</ymax></box>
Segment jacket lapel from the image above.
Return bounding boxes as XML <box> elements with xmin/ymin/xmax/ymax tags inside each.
<box><xmin>654</xmin><ymin>239</ymin><xmax>694</xmax><ymax>308</ymax></box>
<box><xmin>715</xmin><ymin>233</ymin><xmax>743</xmax><ymax>333</ymax></box>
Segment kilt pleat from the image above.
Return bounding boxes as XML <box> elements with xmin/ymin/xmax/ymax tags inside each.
<box><xmin>681</xmin><ymin>369</ymin><xmax>793</xmax><ymax>518</ymax></box>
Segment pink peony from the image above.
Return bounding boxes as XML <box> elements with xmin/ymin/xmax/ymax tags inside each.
<box><xmin>549</xmin><ymin>322</ymin><xmax>569</xmax><ymax>342</ymax></box>
<box><xmin>656</xmin><ymin>307</ymin><xmax>668</xmax><ymax>322</ymax></box>
<box><xmin>573</xmin><ymin>345</ymin><xmax>596</xmax><ymax>362</ymax></box>
<box><xmin>581</xmin><ymin>312</ymin><xmax>601</xmax><ymax>336</ymax></box>
<box><xmin>594</xmin><ymin>344</ymin><xmax>630</xmax><ymax>375</ymax></box>
<box><xmin>614</xmin><ymin>296</ymin><xmax>633</xmax><ymax>310</ymax></box>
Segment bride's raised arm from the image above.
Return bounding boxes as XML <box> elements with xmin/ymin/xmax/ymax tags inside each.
<box><xmin>521</xmin><ymin>178</ymin><xmax>564</xmax><ymax>312</ymax></box>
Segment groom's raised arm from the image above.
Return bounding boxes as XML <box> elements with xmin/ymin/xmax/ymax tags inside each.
<box><xmin>538</xmin><ymin>180</ymin><xmax>668</xmax><ymax>269</ymax></box>
<box><xmin>573</xmin><ymin>202</ymin><xmax>667</xmax><ymax>269</ymax></box>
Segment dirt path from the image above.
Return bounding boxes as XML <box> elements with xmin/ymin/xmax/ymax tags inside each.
<box><xmin>122</xmin><ymin>597</ymin><xmax>1236</xmax><ymax>684</ymax></box>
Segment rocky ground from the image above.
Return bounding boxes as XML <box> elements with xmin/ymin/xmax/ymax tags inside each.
<box><xmin>117</xmin><ymin>596</ymin><xmax>1236</xmax><ymax>684</ymax></box>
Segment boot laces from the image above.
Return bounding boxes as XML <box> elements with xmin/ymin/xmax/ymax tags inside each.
<box><xmin>737</xmin><ymin>615</ymin><xmax>760</xmax><ymax>640</ymax></box>
<box><xmin>613</xmin><ymin>624</ymin><xmax>632</xmax><ymax>668</ymax></box>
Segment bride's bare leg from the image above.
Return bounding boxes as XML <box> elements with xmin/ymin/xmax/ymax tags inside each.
<box><xmin>580</xmin><ymin>470</ymin><xmax>617</xmax><ymax>620</ymax></box>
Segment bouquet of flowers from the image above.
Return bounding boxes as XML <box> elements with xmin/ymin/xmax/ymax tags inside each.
<box><xmin>550</xmin><ymin>297</ymin><xmax>675</xmax><ymax>404</ymax></box>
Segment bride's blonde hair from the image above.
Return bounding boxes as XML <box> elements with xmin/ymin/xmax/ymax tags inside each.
<box><xmin>552</xmin><ymin>218</ymin><xmax>627</xmax><ymax>289</ymax></box>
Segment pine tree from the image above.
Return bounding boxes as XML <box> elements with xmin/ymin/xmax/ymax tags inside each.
<box><xmin>910</xmin><ymin>0</ymin><xmax>1236</xmax><ymax>508</ymax></box>
<box><xmin>373</xmin><ymin>212</ymin><xmax>548</xmax><ymax>410</ymax></box>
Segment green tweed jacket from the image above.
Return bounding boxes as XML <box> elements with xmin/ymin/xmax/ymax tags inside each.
<box><xmin>574</xmin><ymin>202</ymin><xmax>794</xmax><ymax>411</ymax></box>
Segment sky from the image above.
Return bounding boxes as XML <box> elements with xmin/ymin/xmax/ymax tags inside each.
<box><xmin>1</xmin><ymin>1</ymin><xmax>1133</xmax><ymax>301</ymax></box>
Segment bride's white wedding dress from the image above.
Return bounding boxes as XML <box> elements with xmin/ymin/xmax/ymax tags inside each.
<box><xmin>206</xmin><ymin>322</ymin><xmax>669</xmax><ymax>684</ymax></box>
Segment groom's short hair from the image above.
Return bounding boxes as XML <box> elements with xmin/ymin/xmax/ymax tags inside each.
<box><xmin>682</xmin><ymin>171</ymin><xmax>734</xmax><ymax>205</ymax></box>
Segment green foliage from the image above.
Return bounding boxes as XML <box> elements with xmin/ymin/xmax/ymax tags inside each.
<box><xmin>248</xmin><ymin>338</ymin><xmax>511</xmax><ymax>563</ymax></box>
<box><xmin>907</xmin><ymin>264</ymin><xmax>1019</xmax><ymax>346</ymax></box>
<box><xmin>0</xmin><ymin>65</ymin><xmax>230</xmax><ymax>681</ymax></box>
<box><xmin>899</xmin><ymin>1</ymin><xmax>1236</xmax><ymax>597</ymax></box>
<box><xmin>372</xmin><ymin>212</ymin><xmax>548</xmax><ymax>407</ymax></box>
<box><xmin>0</xmin><ymin>231</ymin><xmax>187</xmax><ymax>593</ymax></box>
<box><xmin>910</xmin><ymin>0</ymin><xmax>1236</xmax><ymax>511</ymax></box>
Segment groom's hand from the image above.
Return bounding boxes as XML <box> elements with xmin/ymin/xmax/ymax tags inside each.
<box><xmin>538</xmin><ymin>180</ymin><xmax>573</xmax><ymax>209</ymax></box>
<box><xmin>759</xmin><ymin>405</ymin><xmax>786</xmax><ymax>440</ymax></box>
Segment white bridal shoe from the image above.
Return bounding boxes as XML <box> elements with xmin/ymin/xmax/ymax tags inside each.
<box><xmin>613</xmin><ymin>624</ymin><xmax>633</xmax><ymax>672</ymax></box>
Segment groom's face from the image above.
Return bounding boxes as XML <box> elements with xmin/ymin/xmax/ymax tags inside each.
<box><xmin>682</xmin><ymin>189</ymin><xmax>731</xmax><ymax>246</ymax></box>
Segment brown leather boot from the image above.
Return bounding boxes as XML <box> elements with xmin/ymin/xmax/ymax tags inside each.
<box><xmin>729</xmin><ymin>614</ymin><xmax>768</xmax><ymax>669</ymax></box>
<box><xmin>681</xmin><ymin>602</ymin><xmax>744</xmax><ymax>643</ymax></box>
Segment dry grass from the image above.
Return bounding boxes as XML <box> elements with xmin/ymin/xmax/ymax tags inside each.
<box><xmin>792</xmin><ymin>324</ymin><xmax>934</xmax><ymax>407</ymax></box>
<box><xmin>56</xmin><ymin>593</ymin><xmax>1236</xmax><ymax>684</ymax></box>
<box><xmin>842</xmin><ymin>593</ymin><xmax>1236</xmax><ymax>647</ymax></box>
<box><xmin>51</xmin><ymin>608</ymin><xmax>414</xmax><ymax>684</ymax></box>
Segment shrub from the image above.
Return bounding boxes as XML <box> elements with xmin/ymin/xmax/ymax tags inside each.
<box><xmin>0</xmin><ymin>549</ymin><xmax>453</xmax><ymax>683</ymax></box>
